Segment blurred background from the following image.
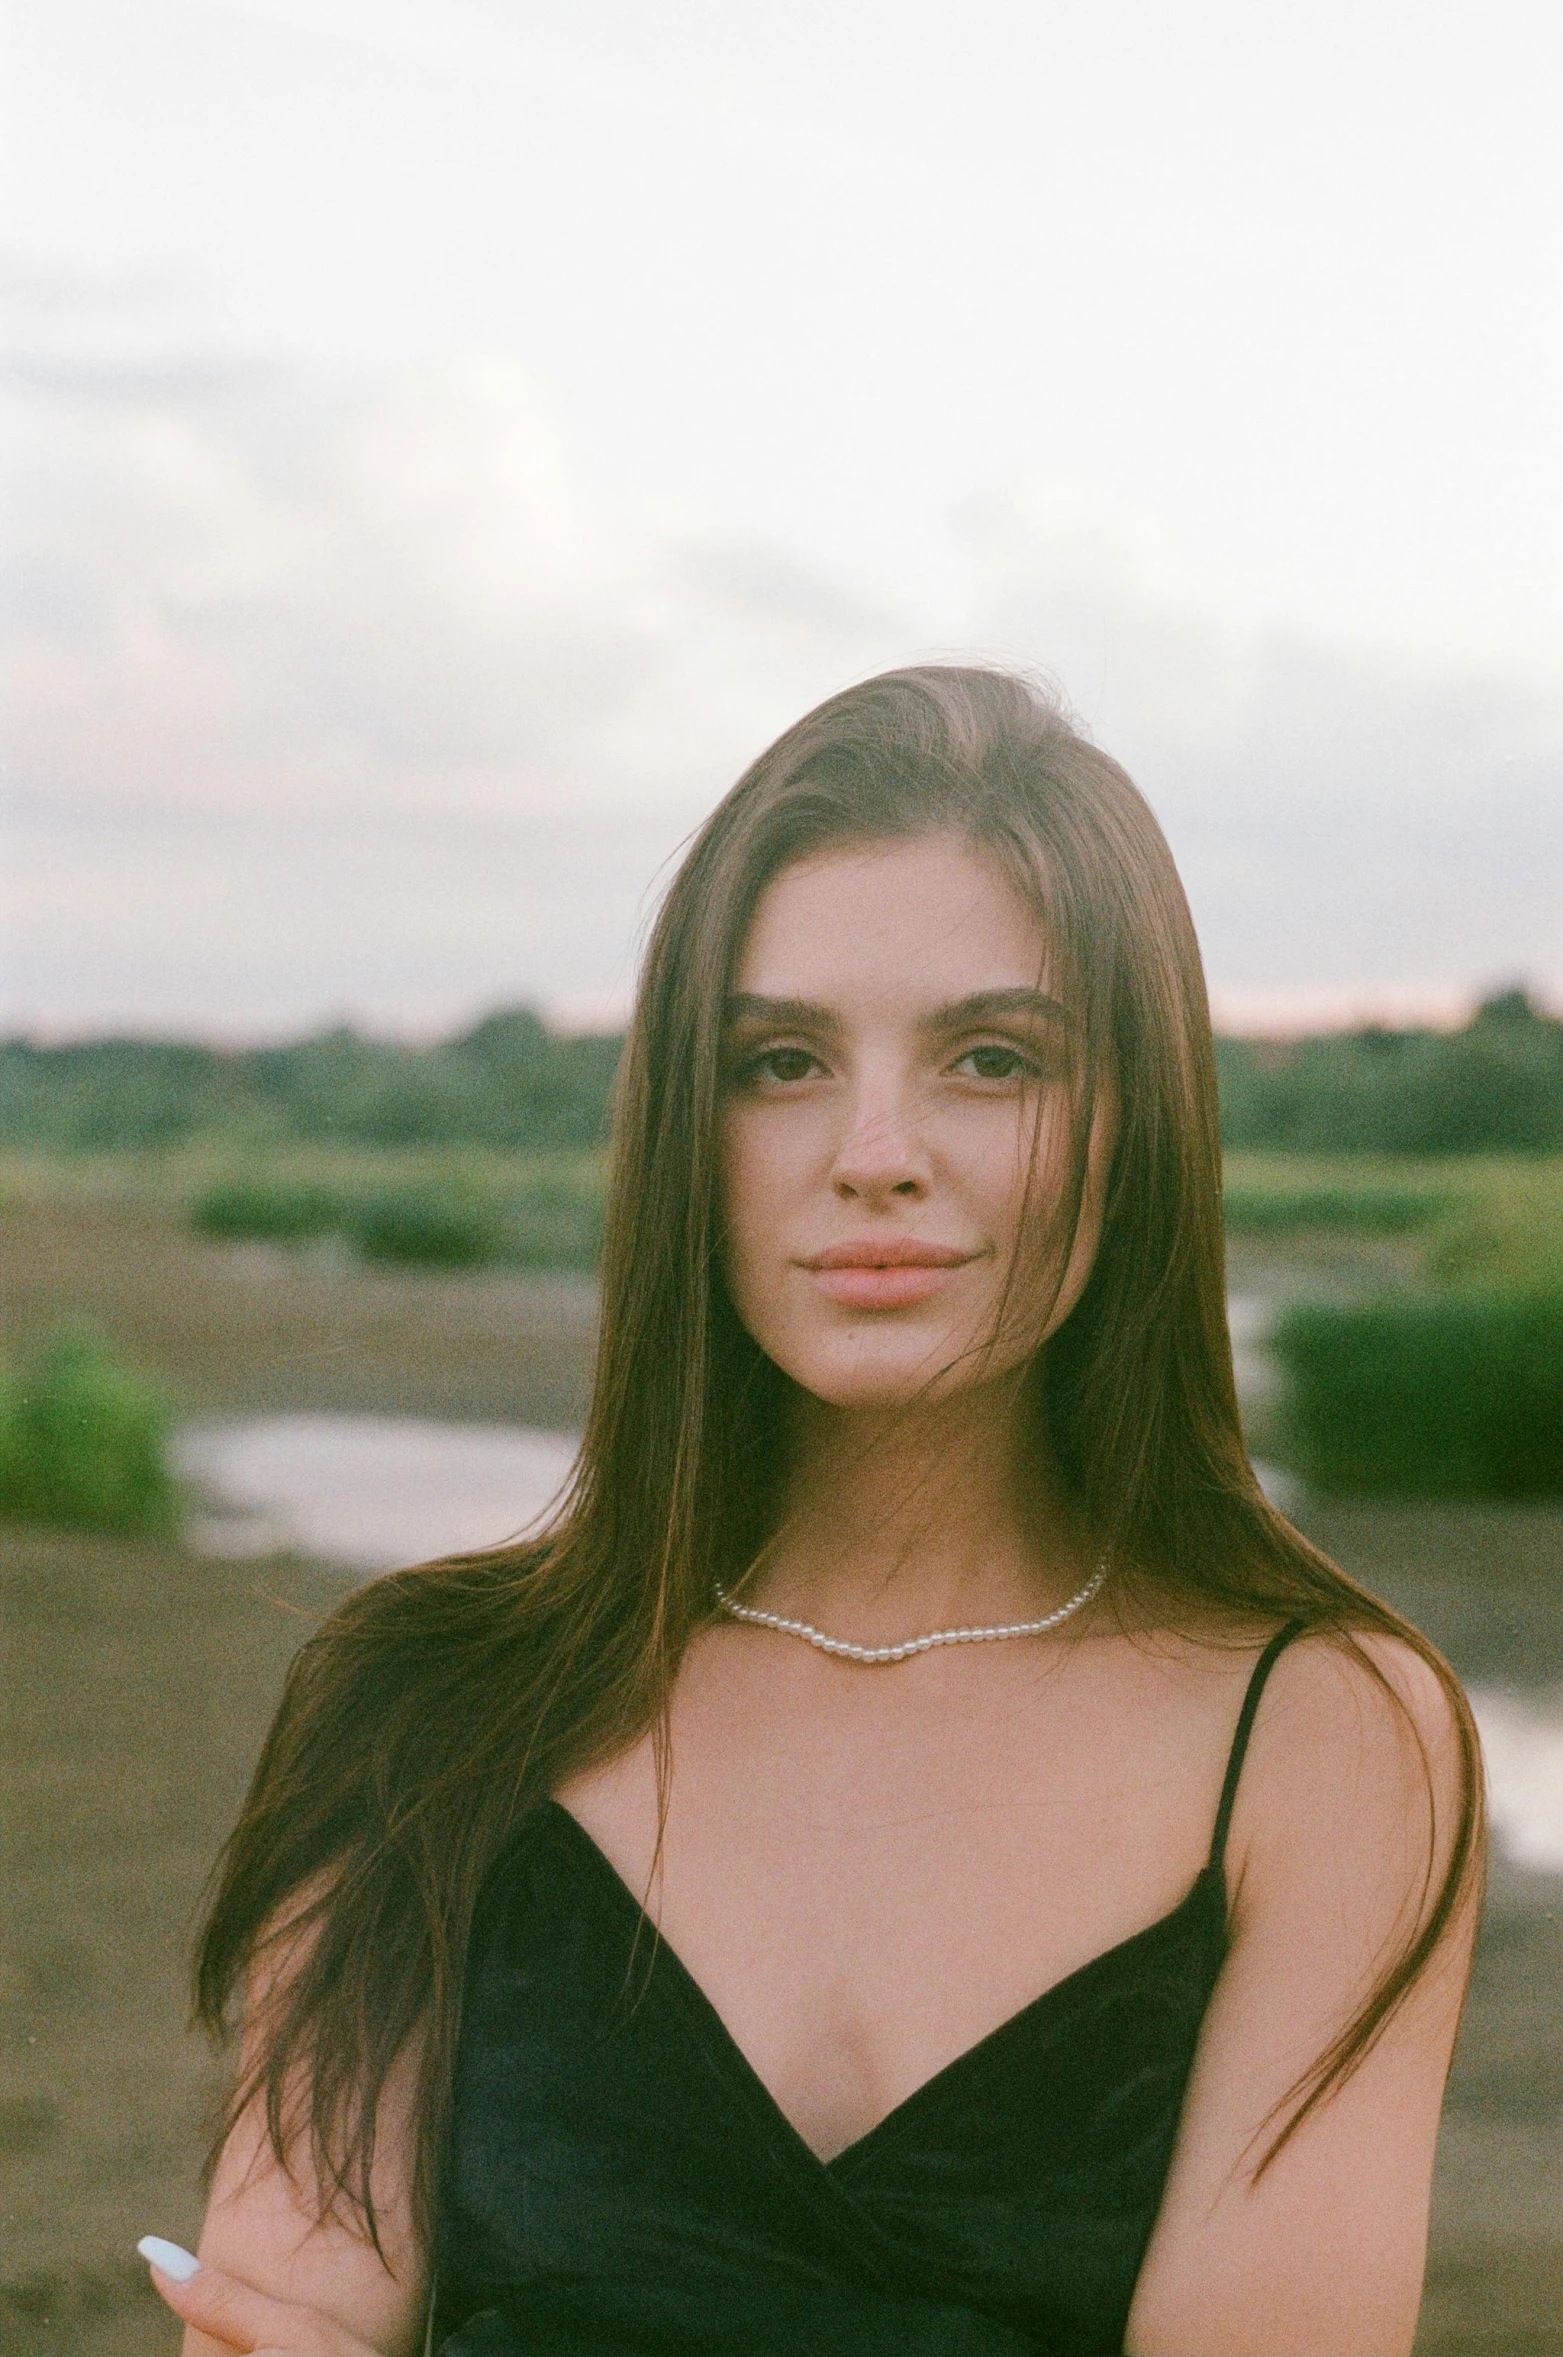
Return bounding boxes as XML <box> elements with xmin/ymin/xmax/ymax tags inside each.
<box><xmin>1</xmin><ymin>3</ymin><xmax>1560</xmax><ymax>2351</ymax></box>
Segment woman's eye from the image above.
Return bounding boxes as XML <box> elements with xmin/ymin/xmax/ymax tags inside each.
<box><xmin>953</xmin><ymin>1044</ymin><xmax>1035</xmax><ymax>1082</ymax></box>
<box><xmin>746</xmin><ymin>1046</ymin><xmax>821</xmax><ymax>1085</ymax></box>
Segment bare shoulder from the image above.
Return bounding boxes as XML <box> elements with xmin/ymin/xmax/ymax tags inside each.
<box><xmin>1255</xmin><ymin>1615</ymin><xmax>1460</xmax><ymax>1724</ymax></box>
<box><xmin>1250</xmin><ymin>1624</ymin><xmax>1468</xmax><ymax>1793</ymax></box>
<box><xmin>1224</xmin><ymin>1622</ymin><xmax>1479</xmax><ymax>1947</ymax></box>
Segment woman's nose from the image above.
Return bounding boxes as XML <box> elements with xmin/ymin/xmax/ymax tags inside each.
<box><xmin>829</xmin><ymin>1086</ymin><xmax>930</xmax><ymax>1205</ymax></box>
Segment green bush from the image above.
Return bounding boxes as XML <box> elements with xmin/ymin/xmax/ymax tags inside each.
<box><xmin>1274</xmin><ymin>1290</ymin><xmax>1563</xmax><ymax>1498</ymax></box>
<box><xmin>1223</xmin><ymin>1183</ymin><xmax>1447</xmax><ymax>1236</ymax></box>
<box><xmin>0</xmin><ymin>1328</ymin><xmax>179</xmax><ymax>1535</ymax></box>
<box><xmin>187</xmin><ymin>1160</ymin><xmax>605</xmax><ymax>1270</ymax></box>
<box><xmin>500</xmin><ymin>1170</ymin><xmax>604</xmax><ymax>1269</ymax></box>
<box><xmin>350</xmin><ymin>1175</ymin><xmax>603</xmax><ymax>1269</ymax></box>
<box><xmin>190</xmin><ymin>1176</ymin><xmax>348</xmax><ymax>1242</ymax></box>
<box><xmin>350</xmin><ymin>1186</ymin><xmax>507</xmax><ymax>1268</ymax></box>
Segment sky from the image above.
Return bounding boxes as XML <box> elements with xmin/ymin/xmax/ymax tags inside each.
<box><xmin>2</xmin><ymin>0</ymin><xmax>1560</xmax><ymax>1039</ymax></box>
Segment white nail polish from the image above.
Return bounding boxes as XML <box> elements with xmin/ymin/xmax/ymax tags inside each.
<box><xmin>137</xmin><ymin>2235</ymin><xmax>201</xmax><ymax>2282</ymax></box>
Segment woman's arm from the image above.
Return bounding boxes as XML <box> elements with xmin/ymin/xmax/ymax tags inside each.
<box><xmin>164</xmin><ymin>1923</ymin><xmax>429</xmax><ymax>2357</ymax></box>
<box><xmin>1126</xmin><ymin>1634</ymin><xmax>1479</xmax><ymax>2357</ymax></box>
<box><xmin>167</xmin><ymin>2088</ymin><xmax>427</xmax><ymax>2357</ymax></box>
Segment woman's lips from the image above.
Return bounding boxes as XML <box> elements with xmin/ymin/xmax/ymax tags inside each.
<box><xmin>801</xmin><ymin>1241</ymin><xmax>974</xmax><ymax>1311</ymax></box>
<box><xmin>812</xmin><ymin>1266</ymin><xmax>954</xmax><ymax>1307</ymax></box>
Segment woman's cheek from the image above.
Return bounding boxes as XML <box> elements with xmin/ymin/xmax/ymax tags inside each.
<box><xmin>934</xmin><ymin>1100</ymin><xmax>1035</xmax><ymax>1235</ymax></box>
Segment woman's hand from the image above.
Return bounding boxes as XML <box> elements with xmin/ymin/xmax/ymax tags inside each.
<box><xmin>139</xmin><ymin>2238</ymin><xmax>396</xmax><ymax>2356</ymax></box>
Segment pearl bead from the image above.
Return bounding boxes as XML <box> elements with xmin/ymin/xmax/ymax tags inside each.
<box><xmin>712</xmin><ymin>1563</ymin><xmax>1108</xmax><ymax>1664</ymax></box>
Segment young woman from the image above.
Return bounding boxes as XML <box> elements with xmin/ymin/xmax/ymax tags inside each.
<box><xmin>145</xmin><ymin>667</ymin><xmax>1483</xmax><ymax>2357</ymax></box>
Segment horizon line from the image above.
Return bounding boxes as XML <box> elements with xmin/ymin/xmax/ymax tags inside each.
<box><xmin>3</xmin><ymin>980</ymin><xmax>1559</xmax><ymax>1050</ymax></box>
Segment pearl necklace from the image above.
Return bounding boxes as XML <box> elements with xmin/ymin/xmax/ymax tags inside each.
<box><xmin>711</xmin><ymin>1561</ymin><xmax>1108</xmax><ymax>1665</ymax></box>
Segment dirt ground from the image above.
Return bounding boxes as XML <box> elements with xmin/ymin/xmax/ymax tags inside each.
<box><xmin>1</xmin><ymin>1531</ymin><xmax>346</xmax><ymax>2354</ymax></box>
<box><xmin>2</xmin><ymin>1194</ymin><xmax>1561</xmax><ymax>2353</ymax></box>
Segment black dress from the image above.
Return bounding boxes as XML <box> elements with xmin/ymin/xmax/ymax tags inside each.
<box><xmin>432</xmin><ymin>1622</ymin><xmax>1305</xmax><ymax>2356</ymax></box>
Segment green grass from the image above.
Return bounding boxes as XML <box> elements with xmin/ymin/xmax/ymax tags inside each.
<box><xmin>0</xmin><ymin>1328</ymin><xmax>178</xmax><ymax>1535</ymax></box>
<box><xmin>1221</xmin><ymin>1181</ymin><xmax>1449</xmax><ymax>1236</ymax></box>
<box><xmin>1222</xmin><ymin>1152</ymin><xmax>1563</xmax><ymax>1282</ymax></box>
<box><xmin>0</xmin><ymin>1143</ymin><xmax>608</xmax><ymax>1272</ymax></box>
<box><xmin>1424</xmin><ymin>1166</ymin><xmax>1563</xmax><ymax>1292</ymax></box>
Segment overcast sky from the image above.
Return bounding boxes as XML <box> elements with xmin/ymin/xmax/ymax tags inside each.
<box><xmin>3</xmin><ymin>0</ymin><xmax>1560</xmax><ymax>1037</ymax></box>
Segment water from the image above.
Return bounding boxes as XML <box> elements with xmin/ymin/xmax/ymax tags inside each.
<box><xmin>175</xmin><ymin>1414</ymin><xmax>579</xmax><ymax>1573</ymax></box>
<box><xmin>1226</xmin><ymin>1290</ymin><xmax>1283</xmax><ymax>1411</ymax></box>
<box><xmin>1467</xmin><ymin>1691</ymin><xmax>1563</xmax><ymax>1873</ymax></box>
<box><xmin>173</xmin><ymin>1411</ymin><xmax>1563</xmax><ymax>1873</ymax></box>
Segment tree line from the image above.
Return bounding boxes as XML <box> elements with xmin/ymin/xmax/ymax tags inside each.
<box><xmin>0</xmin><ymin>1009</ymin><xmax>621</xmax><ymax>1154</ymax></box>
<box><xmin>1215</xmin><ymin>990</ymin><xmax>1563</xmax><ymax>1154</ymax></box>
<box><xmin>2</xmin><ymin>990</ymin><xmax>1560</xmax><ymax>1157</ymax></box>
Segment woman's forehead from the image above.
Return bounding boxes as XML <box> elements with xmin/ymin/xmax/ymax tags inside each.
<box><xmin>734</xmin><ymin>835</ymin><xmax>1051</xmax><ymax>1001</ymax></box>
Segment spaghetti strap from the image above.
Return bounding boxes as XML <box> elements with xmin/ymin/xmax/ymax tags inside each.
<box><xmin>1208</xmin><ymin>1619</ymin><xmax>1308</xmax><ymax>1877</ymax></box>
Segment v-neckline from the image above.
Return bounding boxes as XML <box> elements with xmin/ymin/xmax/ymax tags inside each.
<box><xmin>542</xmin><ymin>1798</ymin><xmax>1223</xmax><ymax>2177</ymax></box>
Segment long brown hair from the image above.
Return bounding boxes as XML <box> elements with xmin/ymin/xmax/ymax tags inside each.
<box><xmin>194</xmin><ymin>664</ymin><xmax>1484</xmax><ymax>2251</ymax></box>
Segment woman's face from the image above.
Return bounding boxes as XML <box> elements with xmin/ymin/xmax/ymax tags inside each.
<box><xmin>719</xmin><ymin>832</ymin><xmax>1113</xmax><ymax>1412</ymax></box>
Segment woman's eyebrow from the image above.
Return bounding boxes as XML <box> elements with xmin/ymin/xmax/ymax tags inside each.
<box><xmin>924</xmin><ymin>988</ymin><xmax>1067</xmax><ymax>1028</ymax></box>
<box><xmin>723</xmin><ymin>994</ymin><xmax>835</xmax><ymax>1029</ymax></box>
<box><xmin>724</xmin><ymin>988</ymin><xmax>1066</xmax><ymax>1030</ymax></box>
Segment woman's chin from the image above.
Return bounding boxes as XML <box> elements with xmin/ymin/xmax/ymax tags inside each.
<box><xmin>787</xmin><ymin>1340</ymin><xmax>992</xmax><ymax>1414</ymax></box>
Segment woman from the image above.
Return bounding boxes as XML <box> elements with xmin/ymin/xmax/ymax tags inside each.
<box><xmin>144</xmin><ymin>667</ymin><xmax>1482</xmax><ymax>2357</ymax></box>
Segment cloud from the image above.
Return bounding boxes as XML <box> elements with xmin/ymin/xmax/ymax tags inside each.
<box><xmin>961</xmin><ymin>477</ymin><xmax>1563</xmax><ymax>1013</ymax></box>
<box><xmin>3</xmin><ymin>348</ymin><xmax>1559</xmax><ymax>1034</ymax></box>
<box><xmin>0</xmin><ymin>349</ymin><xmax>912</xmax><ymax>1028</ymax></box>
<box><xmin>5</xmin><ymin>351</ymin><xmax>906</xmax><ymax>816</ymax></box>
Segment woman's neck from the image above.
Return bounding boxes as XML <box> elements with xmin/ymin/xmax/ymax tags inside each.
<box><xmin>749</xmin><ymin>1378</ymin><xmax>1093</xmax><ymax>1641</ymax></box>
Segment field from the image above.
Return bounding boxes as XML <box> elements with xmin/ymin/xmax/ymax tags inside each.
<box><xmin>1221</xmin><ymin>1148</ymin><xmax>1563</xmax><ymax>1290</ymax></box>
<box><xmin>0</xmin><ymin>1160</ymin><xmax>599</xmax><ymax>1429</ymax></box>
<box><xmin>2</xmin><ymin>1156</ymin><xmax>1562</xmax><ymax>2354</ymax></box>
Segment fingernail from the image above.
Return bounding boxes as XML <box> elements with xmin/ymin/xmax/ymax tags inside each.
<box><xmin>137</xmin><ymin>2235</ymin><xmax>201</xmax><ymax>2281</ymax></box>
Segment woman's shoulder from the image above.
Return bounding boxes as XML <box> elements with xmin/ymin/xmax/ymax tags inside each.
<box><xmin>286</xmin><ymin>1546</ymin><xmax>548</xmax><ymax>1700</ymax></box>
<box><xmin>1222</xmin><ymin>1619</ymin><xmax>1476</xmax><ymax>1930</ymax></box>
<box><xmin>239</xmin><ymin>1548</ymin><xmax>555</xmax><ymax>1885</ymax></box>
<box><xmin>1144</xmin><ymin>1593</ymin><xmax>1466</xmax><ymax>1766</ymax></box>
<box><xmin>201</xmin><ymin>1550</ymin><xmax>558</xmax><ymax>2026</ymax></box>
<box><xmin>1256</xmin><ymin>1621</ymin><xmax>1467</xmax><ymax>1781</ymax></box>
